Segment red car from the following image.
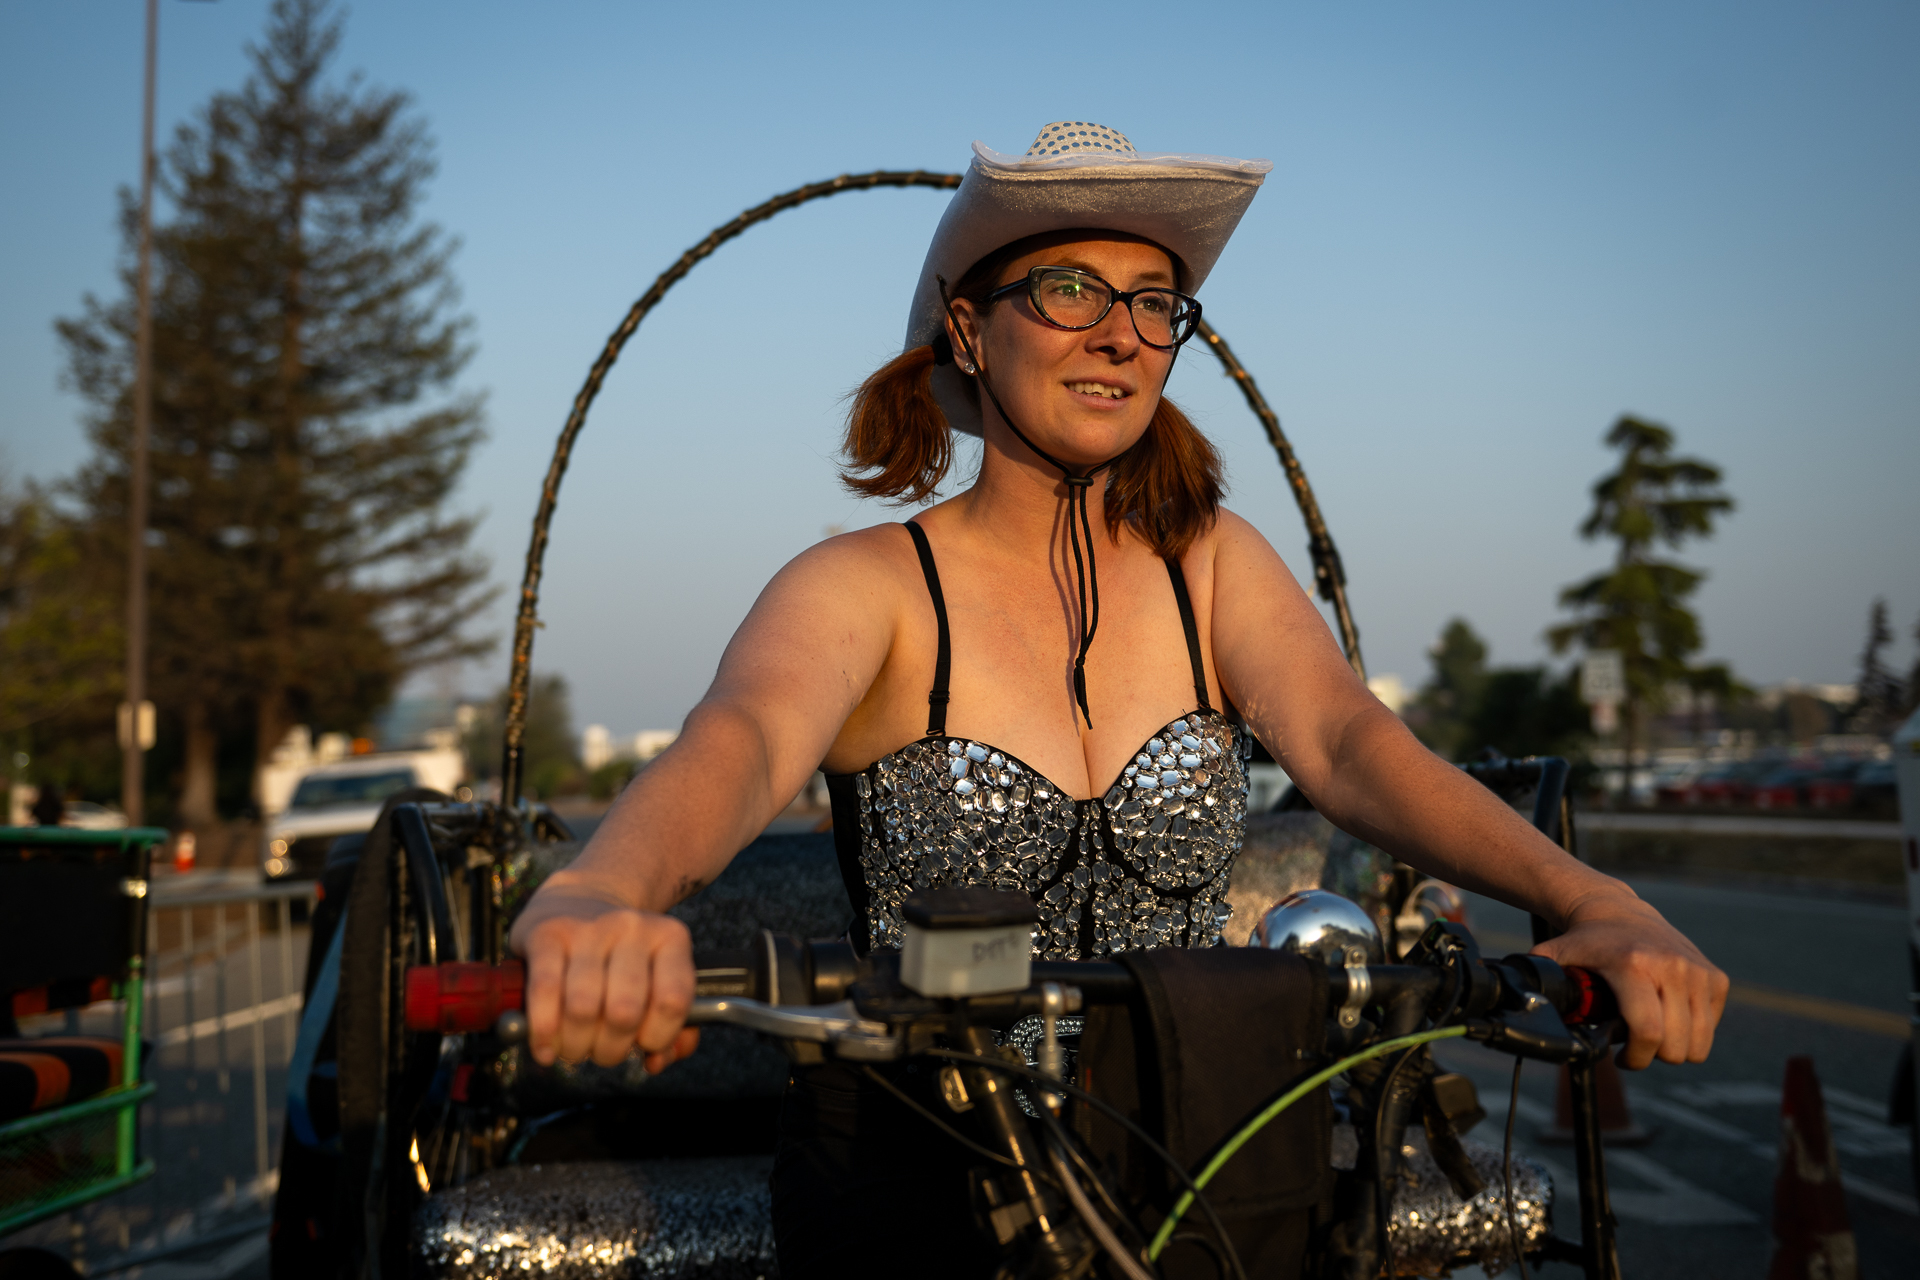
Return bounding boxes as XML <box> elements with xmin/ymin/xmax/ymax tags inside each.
<box><xmin>1690</xmin><ymin>760</ymin><xmax>1771</xmax><ymax>806</ymax></box>
<box><xmin>1750</xmin><ymin>763</ymin><xmax>1819</xmax><ymax>809</ymax></box>
<box><xmin>1804</xmin><ymin>760</ymin><xmax>1863</xmax><ymax>810</ymax></box>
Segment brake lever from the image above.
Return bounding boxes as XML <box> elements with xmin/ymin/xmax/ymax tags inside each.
<box><xmin>688</xmin><ymin>996</ymin><xmax>902</xmax><ymax>1061</ymax></box>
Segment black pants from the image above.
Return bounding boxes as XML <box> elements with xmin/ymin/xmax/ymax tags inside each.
<box><xmin>772</xmin><ymin>1059</ymin><xmax>1005</xmax><ymax>1279</ymax></box>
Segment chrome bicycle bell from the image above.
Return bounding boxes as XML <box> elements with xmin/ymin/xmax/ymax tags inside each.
<box><xmin>1251</xmin><ymin>889</ymin><xmax>1384</xmax><ymax>965</ymax></box>
<box><xmin>1252</xmin><ymin>890</ymin><xmax>1383</xmax><ymax>1030</ymax></box>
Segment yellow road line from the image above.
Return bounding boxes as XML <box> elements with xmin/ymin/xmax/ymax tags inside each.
<box><xmin>1725</xmin><ymin>983</ymin><xmax>1909</xmax><ymax>1039</ymax></box>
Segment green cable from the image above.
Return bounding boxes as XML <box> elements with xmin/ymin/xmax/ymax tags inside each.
<box><xmin>1146</xmin><ymin>1024</ymin><xmax>1469</xmax><ymax>1261</ymax></box>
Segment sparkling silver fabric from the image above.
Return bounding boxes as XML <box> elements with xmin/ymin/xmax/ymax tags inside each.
<box><xmin>849</xmin><ymin>712</ymin><xmax>1249</xmax><ymax>959</ymax></box>
<box><xmin>1388</xmin><ymin>1138</ymin><xmax>1553</xmax><ymax>1279</ymax></box>
<box><xmin>413</xmin><ymin>1158</ymin><xmax>776</xmax><ymax>1280</ymax></box>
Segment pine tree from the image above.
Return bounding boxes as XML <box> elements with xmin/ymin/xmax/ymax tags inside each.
<box><xmin>1850</xmin><ymin>599</ymin><xmax>1905</xmax><ymax>733</ymax></box>
<box><xmin>1547</xmin><ymin>415</ymin><xmax>1734</xmax><ymax>768</ymax></box>
<box><xmin>57</xmin><ymin>0</ymin><xmax>492</xmax><ymax>823</ymax></box>
<box><xmin>0</xmin><ymin>485</ymin><xmax>123</xmax><ymax>791</ymax></box>
<box><xmin>1412</xmin><ymin>618</ymin><xmax>1489</xmax><ymax>761</ymax></box>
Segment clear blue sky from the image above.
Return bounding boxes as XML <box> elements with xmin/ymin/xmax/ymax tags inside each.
<box><xmin>3</xmin><ymin>0</ymin><xmax>1916</xmax><ymax>739</ymax></box>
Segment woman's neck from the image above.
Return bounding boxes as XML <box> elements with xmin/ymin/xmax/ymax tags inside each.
<box><xmin>946</xmin><ymin>426</ymin><xmax>1121</xmax><ymax>562</ymax></box>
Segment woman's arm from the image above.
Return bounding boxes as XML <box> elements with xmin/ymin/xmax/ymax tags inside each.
<box><xmin>1206</xmin><ymin>511</ymin><xmax>1728</xmax><ymax>1069</ymax></box>
<box><xmin>509</xmin><ymin>529</ymin><xmax>906</xmax><ymax>1069</ymax></box>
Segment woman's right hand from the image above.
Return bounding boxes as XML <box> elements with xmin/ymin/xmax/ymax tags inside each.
<box><xmin>509</xmin><ymin>875</ymin><xmax>701</xmax><ymax>1072</ymax></box>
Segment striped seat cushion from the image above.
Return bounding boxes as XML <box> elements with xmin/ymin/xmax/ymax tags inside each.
<box><xmin>0</xmin><ymin>1037</ymin><xmax>124</xmax><ymax>1121</ymax></box>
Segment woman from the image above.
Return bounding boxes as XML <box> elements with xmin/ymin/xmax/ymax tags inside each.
<box><xmin>513</xmin><ymin>123</ymin><xmax>1726</xmax><ymax>1269</ymax></box>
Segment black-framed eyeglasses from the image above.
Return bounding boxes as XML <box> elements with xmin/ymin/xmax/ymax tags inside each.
<box><xmin>987</xmin><ymin>266</ymin><xmax>1202</xmax><ymax>350</ymax></box>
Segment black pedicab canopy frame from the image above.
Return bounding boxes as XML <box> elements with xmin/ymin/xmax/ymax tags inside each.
<box><xmin>497</xmin><ymin>169</ymin><xmax>1364</xmax><ymax>807</ymax></box>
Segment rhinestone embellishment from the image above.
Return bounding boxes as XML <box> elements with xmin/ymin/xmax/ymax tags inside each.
<box><xmin>851</xmin><ymin>713</ymin><xmax>1249</xmax><ymax>959</ymax></box>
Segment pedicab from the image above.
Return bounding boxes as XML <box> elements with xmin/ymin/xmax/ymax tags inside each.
<box><xmin>267</xmin><ymin>166</ymin><xmax>1628</xmax><ymax>1280</ymax></box>
<box><xmin>0</xmin><ymin>826</ymin><xmax>167</xmax><ymax>1258</ymax></box>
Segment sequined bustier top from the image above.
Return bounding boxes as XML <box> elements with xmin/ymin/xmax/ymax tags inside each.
<box><xmin>825</xmin><ymin>523</ymin><xmax>1251</xmax><ymax>962</ymax></box>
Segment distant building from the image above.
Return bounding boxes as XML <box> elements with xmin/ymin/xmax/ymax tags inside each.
<box><xmin>633</xmin><ymin>730</ymin><xmax>678</xmax><ymax>762</ymax></box>
<box><xmin>579</xmin><ymin>726</ymin><xmax>680</xmax><ymax>771</ymax></box>
<box><xmin>582</xmin><ymin>725</ymin><xmax>614</xmax><ymax>771</ymax></box>
<box><xmin>1367</xmin><ymin>673</ymin><xmax>1408</xmax><ymax>715</ymax></box>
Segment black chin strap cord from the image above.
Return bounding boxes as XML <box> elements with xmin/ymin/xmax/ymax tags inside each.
<box><xmin>936</xmin><ymin>275</ymin><xmax>1181</xmax><ymax>729</ymax></box>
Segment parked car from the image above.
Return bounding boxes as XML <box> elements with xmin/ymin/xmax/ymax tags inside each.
<box><xmin>262</xmin><ymin>751</ymin><xmax>464</xmax><ymax>880</ymax></box>
<box><xmin>1687</xmin><ymin>759</ymin><xmax>1771</xmax><ymax>806</ymax></box>
<box><xmin>1804</xmin><ymin>759</ymin><xmax>1865</xmax><ymax>810</ymax></box>
<box><xmin>60</xmin><ymin>800</ymin><xmax>129</xmax><ymax>830</ymax></box>
<box><xmin>1850</xmin><ymin>759</ymin><xmax>1899</xmax><ymax>820</ymax></box>
<box><xmin>1651</xmin><ymin>761</ymin><xmax>1707</xmax><ymax>806</ymax></box>
<box><xmin>1751</xmin><ymin>761</ymin><xmax>1823</xmax><ymax>810</ymax></box>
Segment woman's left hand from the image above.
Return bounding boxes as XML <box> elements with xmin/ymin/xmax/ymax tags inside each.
<box><xmin>1528</xmin><ymin>889</ymin><xmax>1729</xmax><ymax>1069</ymax></box>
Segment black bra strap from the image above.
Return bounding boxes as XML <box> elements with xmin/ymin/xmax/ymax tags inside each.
<box><xmin>904</xmin><ymin>522</ymin><xmax>951</xmax><ymax>736</ymax></box>
<box><xmin>1164</xmin><ymin>558</ymin><xmax>1213</xmax><ymax>712</ymax></box>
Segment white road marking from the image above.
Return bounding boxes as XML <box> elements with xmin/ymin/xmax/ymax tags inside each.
<box><xmin>157</xmin><ymin>993</ymin><xmax>305</xmax><ymax>1047</ymax></box>
<box><xmin>1436</xmin><ymin>1042</ymin><xmax>1920</xmax><ymax>1221</ymax></box>
<box><xmin>1492</xmin><ymin>1095</ymin><xmax>1757</xmax><ymax>1225</ymax></box>
<box><xmin>1632</xmin><ymin>1093</ymin><xmax>1918</xmax><ymax>1215</ymax></box>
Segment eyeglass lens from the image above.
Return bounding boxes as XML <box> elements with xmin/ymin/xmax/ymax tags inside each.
<box><xmin>1031</xmin><ymin>269</ymin><xmax>1193</xmax><ymax>347</ymax></box>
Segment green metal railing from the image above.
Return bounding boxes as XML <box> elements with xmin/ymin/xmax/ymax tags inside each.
<box><xmin>0</xmin><ymin>825</ymin><xmax>167</xmax><ymax>1237</ymax></box>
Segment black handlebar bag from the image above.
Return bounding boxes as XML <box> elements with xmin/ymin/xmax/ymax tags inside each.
<box><xmin>1077</xmin><ymin>949</ymin><xmax>1333</xmax><ymax>1280</ymax></box>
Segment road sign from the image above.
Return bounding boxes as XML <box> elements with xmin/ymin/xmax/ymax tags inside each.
<box><xmin>1580</xmin><ymin>651</ymin><xmax>1625</xmax><ymax>706</ymax></box>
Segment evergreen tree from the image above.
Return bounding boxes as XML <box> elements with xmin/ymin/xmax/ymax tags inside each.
<box><xmin>463</xmin><ymin>674</ymin><xmax>578</xmax><ymax>802</ymax></box>
<box><xmin>57</xmin><ymin>0</ymin><xmax>492</xmax><ymax>823</ymax></box>
<box><xmin>1908</xmin><ymin>612</ymin><xmax>1920</xmax><ymax>719</ymax></box>
<box><xmin>1548</xmin><ymin>415</ymin><xmax>1734</xmax><ymax>767</ymax></box>
<box><xmin>0</xmin><ymin>484</ymin><xmax>124</xmax><ymax>795</ymax></box>
<box><xmin>1850</xmin><ymin>598</ymin><xmax>1906</xmax><ymax>732</ymax></box>
<box><xmin>1462</xmin><ymin>667</ymin><xmax>1591</xmax><ymax>762</ymax></box>
<box><xmin>1411</xmin><ymin>618</ymin><xmax>1489</xmax><ymax>761</ymax></box>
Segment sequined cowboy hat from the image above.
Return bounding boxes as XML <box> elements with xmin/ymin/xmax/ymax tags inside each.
<box><xmin>906</xmin><ymin>121</ymin><xmax>1272</xmax><ymax>437</ymax></box>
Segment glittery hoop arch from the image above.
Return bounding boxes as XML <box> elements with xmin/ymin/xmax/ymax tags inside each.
<box><xmin>500</xmin><ymin>171</ymin><xmax>1363</xmax><ymax>807</ymax></box>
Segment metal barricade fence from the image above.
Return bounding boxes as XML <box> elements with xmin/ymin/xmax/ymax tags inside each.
<box><xmin>9</xmin><ymin>875</ymin><xmax>318</xmax><ymax>1277</ymax></box>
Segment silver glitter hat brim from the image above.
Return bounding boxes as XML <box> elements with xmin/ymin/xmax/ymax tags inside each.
<box><xmin>906</xmin><ymin>140</ymin><xmax>1272</xmax><ymax>437</ymax></box>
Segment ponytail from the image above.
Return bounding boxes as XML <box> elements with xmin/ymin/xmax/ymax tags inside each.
<box><xmin>839</xmin><ymin>344</ymin><xmax>953</xmax><ymax>507</ymax></box>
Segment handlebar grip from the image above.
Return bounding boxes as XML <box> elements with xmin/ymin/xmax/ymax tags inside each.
<box><xmin>1560</xmin><ymin>965</ymin><xmax>1618</xmax><ymax>1026</ymax></box>
<box><xmin>403</xmin><ymin>955</ymin><xmax>760</xmax><ymax>1033</ymax></box>
<box><xmin>405</xmin><ymin>961</ymin><xmax>525</xmax><ymax>1034</ymax></box>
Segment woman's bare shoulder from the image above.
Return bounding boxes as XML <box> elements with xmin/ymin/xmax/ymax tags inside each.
<box><xmin>1183</xmin><ymin>505</ymin><xmax>1288</xmax><ymax>574</ymax></box>
<box><xmin>745</xmin><ymin>521</ymin><xmax>925</xmax><ymax>624</ymax></box>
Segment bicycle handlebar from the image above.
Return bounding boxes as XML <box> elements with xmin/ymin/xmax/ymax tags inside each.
<box><xmin>402</xmin><ymin>939</ymin><xmax>1618</xmax><ymax>1047</ymax></box>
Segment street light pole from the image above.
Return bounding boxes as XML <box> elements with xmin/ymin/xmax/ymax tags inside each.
<box><xmin>123</xmin><ymin>0</ymin><xmax>157</xmax><ymax>826</ymax></box>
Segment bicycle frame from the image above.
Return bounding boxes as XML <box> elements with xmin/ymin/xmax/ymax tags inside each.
<box><xmin>393</xmin><ymin>813</ymin><xmax>1625</xmax><ymax>1279</ymax></box>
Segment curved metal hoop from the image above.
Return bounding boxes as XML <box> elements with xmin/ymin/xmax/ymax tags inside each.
<box><xmin>500</xmin><ymin>170</ymin><xmax>1363</xmax><ymax>805</ymax></box>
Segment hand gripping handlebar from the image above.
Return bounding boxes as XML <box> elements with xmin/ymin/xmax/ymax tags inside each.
<box><xmin>401</xmin><ymin>935</ymin><xmax>1618</xmax><ymax>1058</ymax></box>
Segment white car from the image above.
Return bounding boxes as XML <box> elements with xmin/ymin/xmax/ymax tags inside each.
<box><xmin>262</xmin><ymin>759</ymin><xmax>434</xmax><ymax>880</ymax></box>
<box><xmin>61</xmin><ymin>800</ymin><xmax>129</xmax><ymax>831</ymax></box>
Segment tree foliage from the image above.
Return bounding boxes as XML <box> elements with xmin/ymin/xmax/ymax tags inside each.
<box><xmin>464</xmin><ymin>674</ymin><xmax>579</xmax><ymax>802</ymax></box>
<box><xmin>55</xmin><ymin>0</ymin><xmax>492</xmax><ymax>821</ymax></box>
<box><xmin>1850</xmin><ymin>598</ymin><xmax>1909</xmax><ymax>733</ymax></box>
<box><xmin>1411</xmin><ymin>618</ymin><xmax>1590</xmax><ymax>762</ymax></box>
<box><xmin>1411</xmin><ymin>619</ymin><xmax>1488</xmax><ymax>761</ymax></box>
<box><xmin>1547</xmin><ymin>415</ymin><xmax>1734</xmax><ymax>754</ymax></box>
<box><xmin>0</xmin><ymin>485</ymin><xmax>125</xmax><ymax>798</ymax></box>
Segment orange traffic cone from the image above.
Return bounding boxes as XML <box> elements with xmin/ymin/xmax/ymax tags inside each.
<box><xmin>1543</xmin><ymin>1055</ymin><xmax>1653</xmax><ymax>1145</ymax></box>
<box><xmin>1765</xmin><ymin>1056</ymin><xmax>1859</xmax><ymax>1280</ymax></box>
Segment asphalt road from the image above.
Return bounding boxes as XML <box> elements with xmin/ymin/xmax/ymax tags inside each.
<box><xmin>1455</xmin><ymin>877</ymin><xmax>1917</xmax><ymax>1279</ymax></box>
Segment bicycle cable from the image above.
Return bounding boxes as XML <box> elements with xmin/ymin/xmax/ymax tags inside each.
<box><xmin>921</xmin><ymin>1048</ymin><xmax>1248</xmax><ymax>1280</ymax></box>
<box><xmin>1043</xmin><ymin>1125</ymin><xmax>1158</xmax><ymax>1280</ymax></box>
<box><xmin>1034</xmin><ymin>1099</ymin><xmax>1149</xmax><ymax>1255</ymax></box>
<box><xmin>1145</xmin><ymin>1025</ymin><xmax>1469</xmax><ymax>1260</ymax></box>
<box><xmin>1503</xmin><ymin>1056</ymin><xmax>1530</xmax><ymax>1280</ymax></box>
<box><xmin>1370</xmin><ymin>1043</ymin><xmax>1424</xmax><ymax>1268</ymax></box>
<box><xmin>858</xmin><ymin>1064</ymin><xmax>1063</xmax><ymax>1190</ymax></box>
